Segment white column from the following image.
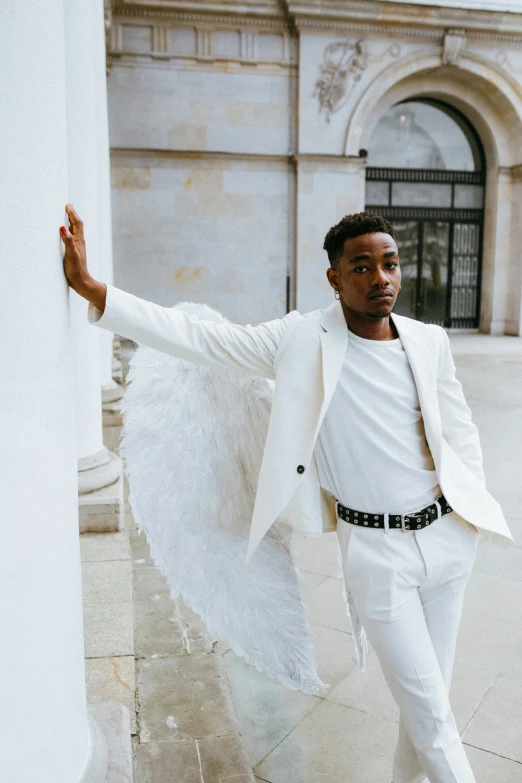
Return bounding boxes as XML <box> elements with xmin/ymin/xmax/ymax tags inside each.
<box><xmin>0</xmin><ymin>2</ymin><xmax>107</xmax><ymax>780</ymax></box>
<box><xmin>94</xmin><ymin>0</ymin><xmax>124</xmax><ymax>424</ymax></box>
<box><xmin>65</xmin><ymin>0</ymin><xmax>122</xmax><ymax>527</ymax></box>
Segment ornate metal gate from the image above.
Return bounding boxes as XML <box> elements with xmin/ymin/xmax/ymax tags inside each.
<box><xmin>365</xmin><ymin>166</ymin><xmax>485</xmax><ymax>328</ymax></box>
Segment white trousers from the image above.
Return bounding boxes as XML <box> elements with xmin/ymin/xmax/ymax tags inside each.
<box><xmin>337</xmin><ymin>508</ymin><xmax>480</xmax><ymax>783</ymax></box>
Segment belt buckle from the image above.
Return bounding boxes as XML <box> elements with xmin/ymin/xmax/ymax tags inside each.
<box><xmin>400</xmin><ymin>510</ymin><xmax>418</xmax><ymax>532</ymax></box>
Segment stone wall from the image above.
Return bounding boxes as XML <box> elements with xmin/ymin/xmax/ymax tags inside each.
<box><xmin>106</xmin><ymin>0</ymin><xmax>522</xmax><ymax>334</ymax></box>
<box><xmin>111</xmin><ymin>152</ymin><xmax>292</xmax><ymax>323</ymax></box>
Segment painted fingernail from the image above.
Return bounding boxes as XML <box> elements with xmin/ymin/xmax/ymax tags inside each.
<box><xmin>60</xmin><ymin>226</ymin><xmax>67</xmax><ymax>234</ymax></box>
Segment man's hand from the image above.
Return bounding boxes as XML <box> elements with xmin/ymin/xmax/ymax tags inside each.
<box><xmin>60</xmin><ymin>203</ymin><xmax>107</xmax><ymax>313</ymax></box>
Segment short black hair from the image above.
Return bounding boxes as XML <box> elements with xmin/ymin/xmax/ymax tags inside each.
<box><xmin>323</xmin><ymin>212</ymin><xmax>396</xmax><ymax>269</ymax></box>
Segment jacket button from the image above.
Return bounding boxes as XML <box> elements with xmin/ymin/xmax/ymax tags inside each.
<box><xmin>297</xmin><ymin>465</ymin><xmax>305</xmax><ymax>474</ymax></box>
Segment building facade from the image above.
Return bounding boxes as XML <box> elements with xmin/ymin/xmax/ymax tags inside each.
<box><xmin>106</xmin><ymin>0</ymin><xmax>522</xmax><ymax>334</ymax></box>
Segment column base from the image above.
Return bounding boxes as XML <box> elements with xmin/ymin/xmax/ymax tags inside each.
<box><xmin>81</xmin><ymin>703</ymin><xmax>132</xmax><ymax>783</ymax></box>
<box><xmin>102</xmin><ymin>381</ymin><xmax>124</xmax><ymax>427</ymax></box>
<box><xmin>112</xmin><ymin>356</ymin><xmax>123</xmax><ymax>384</ymax></box>
<box><xmin>79</xmin><ymin>475</ymin><xmax>124</xmax><ymax>533</ymax></box>
<box><xmin>79</xmin><ymin>448</ymin><xmax>124</xmax><ymax>533</ymax></box>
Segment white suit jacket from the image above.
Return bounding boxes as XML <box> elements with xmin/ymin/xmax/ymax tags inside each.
<box><xmin>89</xmin><ymin>285</ymin><xmax>516</xmax><ymax>561</ymax></box>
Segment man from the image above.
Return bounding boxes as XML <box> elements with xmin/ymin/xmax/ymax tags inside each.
<box><xmin>61</xmin><ymin>205</ymin><xmax>514</xmax><ymax>783</ymax></box>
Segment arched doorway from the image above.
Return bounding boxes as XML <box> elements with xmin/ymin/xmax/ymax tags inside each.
<box><xmin>365</xmin><ymin>98</ymin><xmax>485</xmax><ymax>328</ymax></box>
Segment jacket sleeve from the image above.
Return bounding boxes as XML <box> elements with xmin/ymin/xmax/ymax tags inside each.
<box><xmin>433</xmin><ymin>325</ymin><xmax>486</xmax><ymax>487</ymax></box>
<box><xmin>88</xmin><ymin>284</ymin><xmax>300</xmax><ymax>380</ymax></box>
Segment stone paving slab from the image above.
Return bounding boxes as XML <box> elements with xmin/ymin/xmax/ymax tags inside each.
<box><xmin>134</xmin><ymin>736</ymin><xmax>255</xmax><ymax>783</ymax></box>
<box><xmin>134</xmin><ymin>738</ymin><xmax>201</xmax><ymax>782</ymax></box>
<box><xmin>464</xmin><ymin>745</ymin><xmax>522</xmax><ymax>783</ymax></box>
<box><xmin>255</xmin><ymin>699</ymin><xmax>397</xmax><ymax>783</ymax></box>
<box><xmin>85</xmin><ymin>655</ymin><xmax>137</xmax><ymax>734</ymax></box>
<box><xmin>82</xmin><ymin>560</ymin><xmax>133</xmax><ymax>604</ymax></box>
<box><xmin>463</xmin><ymin>675</ymin><xmax>522</xmax><ymax>763</ymax></box>
<box><xmin>137</xmin><ymin>653</ymin><xmax>240</xmax><ymax>743</ymax></box>
<box><xmin>135</xmin><ymin>594</ymin><xmax>214</xmax><ymax>658</ymax></box>
<box><xmin>223</xmin><ymin>650</ymin><xmax>322</xmax><ymax>769</ymax></box>
<box><xmin>312</xmin><ymin>623</ymin><xmax>358</xmax><ymax>688</ymax></box>
<box><xmin>80</xmin><ymin>530</ymin><xmax>132</xmax><ymax>562</ymax></box>
<box><xmin>84</xmin><ymin>600</ymin><xmax>134</xmax><ymax>658</ymax></box>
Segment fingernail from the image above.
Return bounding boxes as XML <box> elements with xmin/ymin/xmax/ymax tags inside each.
<box><xmin>60</xmin><ymin>226</ymin><xmax>67</xmax><ymax>234</ymax></box>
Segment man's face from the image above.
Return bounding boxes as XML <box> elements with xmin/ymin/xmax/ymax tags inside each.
<box><xmin>326</xmin><ymin>232</ymin><xmax>401</xmax><ymax>319</ymax></box>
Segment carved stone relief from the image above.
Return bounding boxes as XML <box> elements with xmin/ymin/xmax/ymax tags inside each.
<box><xmin>313</xmin><ymin>39</ymin><xmax>369</xmax><ymax>122</ymax></box>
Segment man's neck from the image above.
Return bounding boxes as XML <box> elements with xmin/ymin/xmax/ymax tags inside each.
<box><xmin>341</xmin><ymin>304</ymin><xmax>399</xmax><ymax>341</ymax></box>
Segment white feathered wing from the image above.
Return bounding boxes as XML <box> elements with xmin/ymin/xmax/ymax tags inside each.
<box><xmin>120</xmin><ymin>302</ymin><xmax>329</xmax><ymax>695</ymax></box>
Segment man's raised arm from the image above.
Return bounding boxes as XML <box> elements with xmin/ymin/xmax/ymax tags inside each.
<box><xmin>60</xmin><ymin>204</ymin><xmax>300</xmax><ymax>379</ymax></box>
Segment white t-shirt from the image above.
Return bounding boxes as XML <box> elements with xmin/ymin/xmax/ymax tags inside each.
<box><xmin>314</xmin><ymin>328</ymin><xmax>440</xmax><ymax>515</ymax></box>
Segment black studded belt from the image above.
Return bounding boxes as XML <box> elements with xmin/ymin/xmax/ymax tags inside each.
<box><xmin>336</xmin><ymin>494</ymin><xmax>453</xmax><ymax>532</ymax></box>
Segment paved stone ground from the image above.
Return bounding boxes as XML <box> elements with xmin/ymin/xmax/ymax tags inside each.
<box><xmin>82</xmin><ymin>333</ymin><xmax>522</xmax><ymax>783</ymax></box>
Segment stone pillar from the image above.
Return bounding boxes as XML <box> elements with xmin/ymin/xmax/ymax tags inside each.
<box><xmin>0</xmin><ymin>2</ymin><xmax>108</xmax><ymax>779</ymax></box>
<box><xmin>295</xmin><ymin>155</ymin><xmax>366</xmax><ymax>312</ymax></box>
<box><xmin>481</xmin><ymin>167</ymin><xmax>512</xmax><ymax>335</ymax></box>
<box><xmin>65</xmin><ymin>0</ymin><xmax>123</xmax><ymax>530</ymax></box>
<box><xmin>506</xmin><ymin>165</ymin><xmax>522</xmax><ymax>336</ymax></box>
<box><xmin>94</xmin><ymin>0</ymin><xmax>125</xmax><ymax>425</ymax></box>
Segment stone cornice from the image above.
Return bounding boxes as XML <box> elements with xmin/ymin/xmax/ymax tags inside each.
<box><xmin>287</xmin><ymin>0</ymin><xmax>522</xmax><ymax>39</ymax></box>
<box><xmin>112</xmin><ymin>0</ymin><xmax>288</xmax><ymax>27</ymax></box>
<box><xmin>111</xmin><ymin>0</ymin><xmax>522</xmax><ymax>43</ymax></box>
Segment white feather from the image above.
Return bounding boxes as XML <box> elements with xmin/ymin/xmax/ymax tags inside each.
<box><xmin>120</xmin><ymin>301</ymin><xmax>329</xmax><ymax>695</ymax></box>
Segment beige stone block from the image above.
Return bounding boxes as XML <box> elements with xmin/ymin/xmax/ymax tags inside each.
<box><xmin>227</xmin><ymin>102</ymin><xmax>287</xmax><ymax>127</ymax></box>
<box><xmin>112</xmin><ymin>166</ymin><xmax>151</xmax><ymax>190</ymax></box>
<box><xmin>189</xmin><ymin>100</ymin><xmax>226</xmax><ymax>125</ymax></box>
<box><xmin>84</xmin><ymin>601</ymin><xmax>134</xmax><ymax>658</ymax></box>
<box><xmin>137</xmin><ymin>654</ymin><xmax>239</xmax><ymax>742</ymax></box>
<box><xmin>463</xmin><ymin>675</ymin><xmax>522</xmax><ymax>762</ymax></box>
<box><xmin>183</xmin><ymin>191</ymin><xmax>253</xmax><ymax>220</ymax></box>
<box><xmin>197</xmin><ymin>735</ymin><xmax>254</xmax><ymax>782</ymax></box>
<box><xmin>79</xmin><ymin>477</ymin><xmax>124</xmax><ymax>533</ymax></box>
<box><xmin>85</xmin><ymin>656</ymin><xmax>137</xmax><ymax>734</ymax></box>
<box><xmin>223</xmin><ymin>650</ymin><xmax>320</xmax><ymax>768</ymax></box>
<box><xmin>294</xmin><ymin>534</ymin><xmax>342</xmax><ymax>578</ymax></box>
<box><xmin>464</xmin><ymin>742</ymin><xmax>522</xmax><ymax>783</ymax></box>
<box><xmin>306</xmin><ymin>576</ymin><xmax>351</xmax><ymax>634</ymax></box>
<box><xmin>82</xmin><ymin>560</ymin><xmax>133</xmax><ymax>604</ymax></box>
<box><xmin>327</xmin><ymin>647</ymin><xmax>399</xmax><ymax>723</ymax></box>
<box><xmin>80</xmin><ymin>531</ymin><xmax>131</xmax><ymax>562</ymax></box>
<box><xmin>166</xmin><ymin>124</ymin><xmax>207</xmax><ymax>149</ymax></box>
<box><xmin>255</xmin><ymin>699</ymin><xmax>397</xmax><ymax>783</ymax></box>
<box><xmin>180</xmin><ymin>167</ymin><xmax>224</xmax><ymax>193</ymax></box>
